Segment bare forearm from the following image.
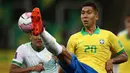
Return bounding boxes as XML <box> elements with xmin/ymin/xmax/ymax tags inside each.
<box><xmin>111</xmin><ymin>52</ymin><xmax>128</xmax><ymax>64</ymax></box>
<box><xmin>9</xmin><ymin>64</ymin><xmax>33</xmax><ymax>73</ymax></box>
<box><xmin>10</xmin><ymin>67</ymin><xmax>32</xmax><ymax>73</ymax></box>
<box><xmin>10</xmin><ymin>64</ymin><xmax>44</xmax><ymax>73</ymax></box>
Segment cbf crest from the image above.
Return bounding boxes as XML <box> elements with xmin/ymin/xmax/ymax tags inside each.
<box><xmin>100</xmin><ymin>39</ymin><xmax>104</xmax><ymax>44</ymax></box>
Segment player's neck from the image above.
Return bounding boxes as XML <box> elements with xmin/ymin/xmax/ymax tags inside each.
<box><xmin>31</xmin><ymin>43</ymin><xmax>44</xmax><ymax>52</ymax></box>
<box><xmin>85</xmin><ymin>25</ymin><xmax>96</xmax><ymax>34</ymax></box>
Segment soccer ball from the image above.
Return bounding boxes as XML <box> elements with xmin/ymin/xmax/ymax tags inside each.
<box><xmin>18</xmin><ymin>12</ymin><xmax>32</xmax><ymax>33</ymax></box>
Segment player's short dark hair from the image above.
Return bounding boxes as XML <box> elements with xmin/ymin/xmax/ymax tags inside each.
<box><xmin>81</xmin><ymin>1</ymin><xmax>98</xmax><ymax>12</ymax></box>
<box><xmin>126</xmin><ymin>14</ymin><xmax>130</xmax><ymax>17</ymax></box>
<box><xmin>124</xmin><ymin>14</ymin><xmax>130</xmax><ymax>19</ymax></box>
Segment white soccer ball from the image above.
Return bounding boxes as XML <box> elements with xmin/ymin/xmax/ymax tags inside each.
<box><xmin>18</xmin><ymin>12</ymin><xmax>32</xmax><ymax>33</ymax></box>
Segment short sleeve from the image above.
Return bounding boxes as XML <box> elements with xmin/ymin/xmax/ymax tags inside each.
<box><xmin>109</xmin><ymin>32</ymin><xmax>125</xmax><ymax>55</ymax></box>
<box><xmin>12</xmin><ymin>45</ymin><xmax>25</xmax><ymax>67</ymax></box>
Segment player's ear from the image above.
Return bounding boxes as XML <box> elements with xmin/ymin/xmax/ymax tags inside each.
<box><xmin>95</xmin><ymin>12</ymin><xmax>99</xmax><ymax>20</ymax></box>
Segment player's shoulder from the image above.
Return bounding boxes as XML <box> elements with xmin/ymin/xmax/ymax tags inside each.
<box><xmin>16</xmin><ymin>42</ymin><xmax>31</xmax><ymax>52</ymax></box>
<box><xmin>100</xmin><ymin>29</ymin><xmax>112</xmax><ymax>33</ymax></box>
<box><xmin>100</xmin><ymin>29</ymin><xmax>115</xmax><ymax>35</ymax></box>
<box><xmin>69</xmin><ymin>31</ymin><xmax>82</xmax><ymax>39</ymax></box>
<box><xmin>100</xmin><ymin>29</ymin><xmax>119</xmax><ymax>41</ymax></box>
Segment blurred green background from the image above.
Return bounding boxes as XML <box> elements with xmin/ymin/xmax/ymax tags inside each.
<box><xmin>0</xmin><ymin>0</ymin><xmax>130</xmax><ymax>73</ymax></box>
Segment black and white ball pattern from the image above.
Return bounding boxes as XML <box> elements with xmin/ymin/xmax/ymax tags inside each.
<box><xmin>18</xmin><ymin>12</ymin><xmax>33</xmax><ymax>33</ymax></box>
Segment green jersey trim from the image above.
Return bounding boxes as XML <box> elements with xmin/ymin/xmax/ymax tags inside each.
<box><xmin>116</xmin><ymin>49</ymin><xmax>125</xmax><ymax>55</ymax></box>
<box><xmin>12</xmin><ymin>60</ymin><xmax>22</xmax><ymax>67</ymax></box>
<box><xmin>81</xmin><ymin>26</ymin><xmax>100</xmax><ymax>35</ymax></box>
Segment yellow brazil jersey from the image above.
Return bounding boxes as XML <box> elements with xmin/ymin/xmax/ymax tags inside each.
<box><xmin>67</xmin><ymin>27</ymin><xmax>125</xmax><ymax>73</ymax></box>
<box><xmin>118</xmin><ymin>34</ymin><xmax>130</xmax><ymax>73</ymax></box>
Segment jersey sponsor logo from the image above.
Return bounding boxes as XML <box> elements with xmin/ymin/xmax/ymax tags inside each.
<box><xmin>84</xmin><ymin>45</ymin><xmax>96</xmax><ymax>53</ymax></box>
<box><xmin>100</xmin><ymin>39</ymin><xmax>104</xmax><ymax>44</ymax></box>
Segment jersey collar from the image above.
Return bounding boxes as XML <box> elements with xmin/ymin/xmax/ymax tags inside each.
<box><xmin>81</xmin><ymin>26</ymin><xmax>100</xmax><ymax>35</ymax></box>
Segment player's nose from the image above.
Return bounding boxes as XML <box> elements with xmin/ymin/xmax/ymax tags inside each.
<box><xmin>83</xmin><ymin>14</ymin><xmax>88</xmax><ymax>19</ymax></box>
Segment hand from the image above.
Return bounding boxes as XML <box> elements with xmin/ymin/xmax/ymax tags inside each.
<box><xmin>31</xmin><ymin>64</ymin><xmax>44</xmax><ymax>72</ymax></box>
<box><xmin>105</xmin><ymin>59</ymin><xmax>113</xmax><ymax>73</ymax></box>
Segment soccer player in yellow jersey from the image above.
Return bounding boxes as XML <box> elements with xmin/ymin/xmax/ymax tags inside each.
<box><xmin>117</xmin><ymin>14</ymin><xmax>130</xmax><ymax>73</ymax></box>
<box><xmin>29</xmin><ymin>1</ymin><xmax>128</xmax><ymax>73</ymax></box>
<box><xmin>67</xmin><ymin>1</ymin><xmax>128</xmax><ymax>73</ymax></box>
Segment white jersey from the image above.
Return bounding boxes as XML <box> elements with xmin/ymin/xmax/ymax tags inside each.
<box><xmin>12</xmin><ymin>42</ymin><xmax>58</xmax><ymax>73</ymax></box>
<box><xmin>117</xmin><ymin>30</ymin><xmax>127</xmax><ymax>36</ymax></box>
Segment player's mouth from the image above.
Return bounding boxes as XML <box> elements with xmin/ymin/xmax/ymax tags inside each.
<box><xmin>36</xmin><ymin>40</ymin><xmax>42</xmax><ymax>43</ymax></box>
<box><xmin>83</xmin><ymin>20</ymin><xmax>88</xmax><ymax>24</ymax></box>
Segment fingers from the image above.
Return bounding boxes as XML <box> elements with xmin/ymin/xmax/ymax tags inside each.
<box><xmin>37</xmin><ymin>64</ymin><xmax>44</xmax><ymax>71</ymax></box>
<box><xmin>106</xmin><ymin>66</ymin><xmax>113</xmax><ymax>73</ymax></box>
<box><xmin>33</xmin><ymin>64</ymin><xmax>44</xmax><ymax>72</ymax></box>
<box><xmin>107</xmin><ymin>70</ymin><xmax>113</xmax><ymax>73</ymax></box>
<box><xmin>105</xmin><ymin>59</ymin><xmax>113</xmax><ymax>73</ymax></box>
<box><xmin>106</xmin><ymin>67</ymin><xmax>113</xmax><ymax>73</ymax></box>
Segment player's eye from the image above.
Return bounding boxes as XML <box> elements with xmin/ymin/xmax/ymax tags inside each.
<box><xmin>127</xmin><ymin>20</ymin><xmax>130</xmax><ymax>23</ymax></box>
<box><xmin>81</xmin><ymin>11</ymin><xmax>85</xmax><ymax>14</ymax></box>
<box><xmin>87</xmin><ymin>10</ymin><xmax>92</xmax><ymax>14</ymax></box>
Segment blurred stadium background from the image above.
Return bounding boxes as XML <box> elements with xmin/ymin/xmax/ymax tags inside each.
<box><xmin>0</xmin><ymin>0</ymin><xmax>130</xmax><ymax>73</ymax></box>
